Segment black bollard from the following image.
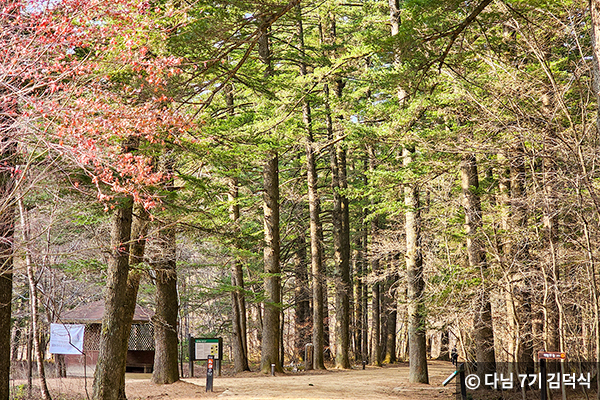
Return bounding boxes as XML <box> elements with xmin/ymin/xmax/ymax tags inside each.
<box><xmin>362</xmin><ymin>360</ymin><xmax>366</xmax><ymax>370</ymax></box>
<box><xmin>188</xmin><ymin>335</ymin><xmax>194</xmax><ymax>378</ymax></box>
<box><xmin>206</xmin><ymin>355</ymin><xmax>214</xmax><ymax>392</ymax></box>
<box><xmin>271</xmin><ymin>363</ymin><xmax>275</xmax><ymax>376</ymax></box>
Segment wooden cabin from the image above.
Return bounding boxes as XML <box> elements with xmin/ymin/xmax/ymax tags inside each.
<box><xmin>59</xmin><ymin>300</ymin><xmax>155</xmax><ymax>374</ymax></box>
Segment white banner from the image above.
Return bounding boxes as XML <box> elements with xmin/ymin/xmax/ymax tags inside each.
<box><xmin>49</xmin><ymin>323</ymin><xmax>85</xmax><ymax>355</ymax></box>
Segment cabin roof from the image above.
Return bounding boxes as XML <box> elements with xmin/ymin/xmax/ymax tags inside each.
<box><xmin>60</xmin><ymin>300</ymin><xmax>153</xmax><ymax>324</ymax></box>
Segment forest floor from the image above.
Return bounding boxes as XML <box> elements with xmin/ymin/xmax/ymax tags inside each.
<box><xmin>11</xmin><ymin>360</ymin><xmax>460</xmax><ymax>399</ymax></box>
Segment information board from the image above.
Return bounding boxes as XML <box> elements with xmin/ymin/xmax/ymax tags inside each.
<box><xmin>193</xmin><ymin>337</ymin><xmax>222</xmax><ymax>361</ymax></box>
<box><xmin>49</xmin><ymin>324</ymin><xmax>85</xmax><ymax>355</ymax></box>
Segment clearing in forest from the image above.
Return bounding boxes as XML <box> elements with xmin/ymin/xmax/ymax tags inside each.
<box><xmin>15</xmin><ymin>361</ymin><xmax>456</xmax><ymax>399</ymax></box>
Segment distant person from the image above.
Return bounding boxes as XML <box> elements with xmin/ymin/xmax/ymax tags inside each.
<box><xmin>451</xmin><ymin>347</ymin><xmax>458</xmax><ymax>366</ymax></box>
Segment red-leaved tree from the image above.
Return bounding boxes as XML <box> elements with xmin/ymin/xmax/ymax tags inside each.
<box><xmin>1</xmin><ymin>1</ymin><xmax>191</xmax><ymax>399</ymax></box>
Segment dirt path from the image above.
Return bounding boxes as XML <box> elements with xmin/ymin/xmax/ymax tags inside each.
<box><xmin>182</xmin><ymin>361</ymin><xmax>456</xmax><ymax>399</ymax></box>
<box><xmin>13</xmin><ymin>361</ymin><xmax>458</xmax><ymax>399</ymax></box>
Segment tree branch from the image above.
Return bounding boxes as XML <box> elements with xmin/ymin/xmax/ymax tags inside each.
<box><xmin>436</xmin><ymin>0</ymin><xmax>493</xmax><ymax>70</ymax></box>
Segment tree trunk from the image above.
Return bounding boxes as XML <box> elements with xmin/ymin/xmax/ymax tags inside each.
<box><xmin>590</xmin><ymin>0</ymin><xmax>600</xmax><ymax>133</ymax></box>
<box><xmin>404</xmin><ymin>146</ymin><xmax>428</xmax><ymax>384</ymax></box>
<box><xmin>305</xmin><ymin>41</ymin><xmax>326</xmax><ymax>371</ymax></box>
<box><xmin>384</xmin><ymin>300</ymin><xmax>398</xmax><ymax>364</ymax></box>
<box><xmin>353</xmin><ymin>201</ymin><xmax>368</xmax><ymax>363</ymax></box>
<box><xmin>92</xmin><ymin>197</ymin><xmax>133</xmax><ymax>400</ymax></box>
<box><xmin>380</xmin><ymin>276</ymin><xmax>390</xmax><ymax>362</ymax></box>
<box><xmin>460</xmin><ymin>153</ymin><xmax>495</xmax><ymax>375</ymax></box>
<box><xmin>225</xmin><ymin>82</ymin><xmax>249</xmax><ymax>372</ymax></box>
<box><xmin>339</xmin><ymin>147</ymin><xmax>351</xmax><ymax>368</ymax></box>
<box><xmin>499</xmin><ymin>147</ymin><xmax>533</xmax><ymax>371</ymax></box>
<box><xmin>540</xmin><ymin>93</ymin><xmax>561</xmax><ymax>354</ymax></box>
<box><xmin>511</xmin><ymin>147</ymin><xmax>533</xmax><ymax>368</ymax></box>
<box><xmin>576</xmin><ymin>11</ymin><xmax>600</xmax><ymax>386</ymax></box>
<box><xmin>0</xmin><ymin>135</ymin><xmax>15</xmax><ymax>400</ymax></box>
<box><xmin>366</xmin><ymin>145</ymin><xmax>382</xmax><ymax>367</ymax></box>
<box><xmin>307</xmin><ymin>134</ymin><xmax>326</xmax><ymax>370</ymax></box>
<box><xmin>229</xmin><ymin>178</ymin><xmax>250</xmax><ymax>372</ymax></box>
<box><xmin>331</xmin><ymin>134</ymin><xmax>351</xmax><ymax>369</ymax></box>
<box><xmin>27</xmin><ymin>325</ymin><xmax>32</xmax><ymax>395</ymax></box>
<box><xmin>11</xmin><ymin>325</ymin><xmax>21</xmax><ymax>362</ymax></box>
<box><xmin>371</xmin><ymin>258</ymin><xmax>382</xmax><ymax>366</ymax></box>
<box><xmin>323</xmin><ymin>16</ymin><xmax>352</xmax><ymax>364</ymax></box>
<box><xmin>152</xmin><ymin>153</ymin><xmax>180</xmax><ymax>384</ymax></box>
<box><xmin>360</xmin><ymin>155</ymin><xmax>369</xmax><ymax>363</ymax></box>
<box><xmin>294</xmin><ymin>236</ymin><xmax>311</xmax><ymax>362</ymax></box>
<box><xmin>579</xmin><ymin>195</ymin><xmax>600</xmax><ymax>400</ymax></box>
<box><xmin>296</xmin><ymin>5</ymin><xmax>321</xmax><ymax>369</ymax></box>
<box><xmin>258</xmin><ymin>15</ymin><xmax>282</xmax><ymax>373</ymax></box>
<box><xmin>260</xmin><ymin>152</ymin><xmax>282</xmax><ymax>373</ymax></box>
<box><xmin>152</xmin><ymin>223</ymin><xmax>179</xmax><ymax>383</ymax></box>
<box><xmin>119</xmin><ymin>203</ymin><xmax>149</xmax><ymax>390</ymax></box>
<box><xmin>307</xmin><ymin>133</ymin><xmax>326</xmax><ymax>370</ymax></box>
<box><xmin>384</xmin><ymin>258</ymin><xmax>398</xmax><ymax>364</ymax></box>
<box><xmin>18</xmin><ymin>199</ymin><xmax>52</xmax><ymax>400</ymax></box>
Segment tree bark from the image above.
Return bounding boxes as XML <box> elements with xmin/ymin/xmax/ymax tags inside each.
<box><xmin>229</xmin><ymin>179</ymin><xmax>250</xmax><ymax>373</ymax></box>
<box><xmin>260</xmin><ymin>153</ymin><xmax>282</xmax><ymax>373</ymax></box>
<box><xmin>322</xmin><ymin>11</ymin><xmax>351</xmax><ymax>366</ymax></box>
<box><xmin>460</xmin><ymin>153</ymin><xmax>495</xmax><ymax>375</ymax></box>
<box><xmin>119</xmin><ymin>203</ymin><xmax>149</xmax><ymax>392</ymax></box>
<box><xmin>353</xmin><ymin>197</ymin><xmax>368</xmax><ymax>363</ymax></box>
<box><xmin>499</xmin><ymin>147</ymin><xmax>533</xmax><ymax>371</ymax></box>
<box><xmin>384</xmin><ymin>258</ymin><xmax>398</xmax><ymax>364</ymax></box>
<box><xmin>293</xmin><ymin>236</ymin><xmax>311</xmax><ymax>362</ymax></box>
<box><xmin>590</xmin><ymin>0</ymin><xmax>600</xmax><ymax>133</ymax></box>
<box><xmin>18</xmin><ymin>199</ymin><xmax>52</xmax><ymax>400</ymax></box>
<box><xmin>152</xmin><ymin>222</ymin><xmax>179</xmax><ymax>384</ymax></box>
<box><xmin>511</xmin><ymin>147</ymin><xmax>533</xmax><ymax>367</ymax></box>
<box><xmin>371</xmin><ymin>258</ymin><xmax>382</xmax><ymax>366</ymax></box>
<box><xmin>307</xmin><ymin>132</ymin><xmax>326</xmax><ymax>370</ymax></box>
<box><xmin>92</xmin><ymin>197</ymin><xmax>133</xmax><ymax>400</ymax></box>
<box><xmin>152</xmin><ymin>153</ymin><xmax>180</xmax><ymax>384</ymax></box>
<box><xmin>404</xmin><ymin>146</ymin><xmax>428</xmax><ymax>384</ymax></box>
<box><xmin>367</xmin><ymin>146</ymin><xmax>382</xmax><ymax>367</ymax></box>
<box><xmin>540</xmin><ymin>93</ymin><xmax>561</xmax><ymax>354</ymax></box>
<box><xmin>0</xmin><ymin>102</ymin><xmax>16</xmax><ymax>400</ymax></box>
<box><xmin>224</xmin><ymin>84</ymin><xmax>250</xmax><ymax>373</ymax></box>
<box><xmin>331</xmin><ymin>127</ymin><xmax>351</xmax><ymax>369</ymax></box>
<box><xmin>306</xmin><ymin>133</ymin><xmax>326</xmax><ymax>370</ymax></box>
<box><xmin>296</xmin><ymin>5</ymin><xmax>322</xmax><ymax>369</ymax></box>
<box><xmin>360</xmin><ymin>156</ymin><xmax>369</xmax><ymax>364</ymax></box>
<box><xmin>258</xmin><ymin>14</ymin><xmax>282</xmax><ymax>374</ymax></box>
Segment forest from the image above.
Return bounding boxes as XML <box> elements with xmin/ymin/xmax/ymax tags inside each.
<box><xmin>3</xmin><ymin>0</ymin><xmax>600</xmax><ymax>399</ymax></box>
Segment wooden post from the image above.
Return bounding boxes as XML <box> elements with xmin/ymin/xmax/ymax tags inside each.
<box><xmin>458</xmin><ymin>364</ymin><xmax>467</xmax><ymax>400</ymax></box>
<box><xmin>305</xmin><ymin>343</ymin><xmax>314</xmax><ymax>370</ymax></box>
<box><xmin>540</xmin><ymin>359</ymin><xmax>547</xmax><ymax>400</ymax></box>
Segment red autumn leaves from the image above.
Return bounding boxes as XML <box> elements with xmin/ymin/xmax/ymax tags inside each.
<box><xmin>2</xmin><ymin>0</ymin><xmax>192</xmax><ymax>209</ymax></box>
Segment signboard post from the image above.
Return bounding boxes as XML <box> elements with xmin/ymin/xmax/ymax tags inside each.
<box><xmin>538</xmin><ymin>351</ymin><xmax>566</xmax><ymax>400</ymax></box>
<box><xmin>540</xmin><ymin>358</ymin><xmax>547</xmax><ymax>400</ymax></box>
<box><xmin>206</xmin><ymin>355</ymin><xmax>214</xmax><ymax>392</ymax></box>
<box><xmin>442</xmin><ymin>363</ymin><xmax>466</xmax><ymax>400</ymax></box>
<box><xmin>188</xmin><ymin>335</ymin><xmax>194</xmax><ymax>378</ymax></box>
